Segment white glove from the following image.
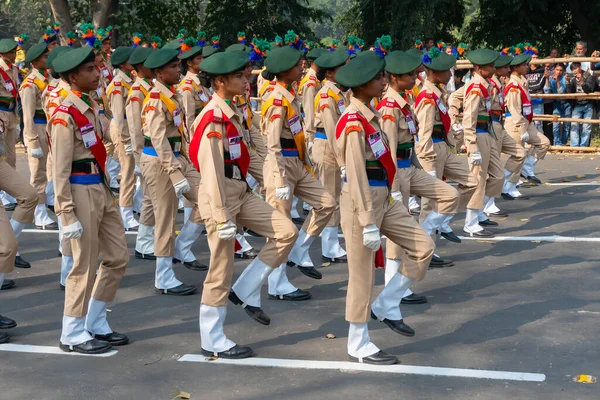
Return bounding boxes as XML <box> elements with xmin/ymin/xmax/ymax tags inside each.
<box><xmin>340</xmin><ymin>166</ymin><xmax>346</xmax><ymax>181</ymax></box>
<box><xmin>275</xmin><ymin>185</ymin><xmax>291</xmax><ymax>201</ymax></box>
<box><xmin>217</xmin><ymin>220</ymin><xmax>237</xmax><ymax>240</ymax></box>
<box><xmin>390</xmin><ymin>191</ymin><xmax>403</xmax><ymax>204</ymax></box>
<box><xmin>134</xmin><ymin>165</ymin><xmax>142</xmax><ymax>177</ymax></box>
<box><xmin>426</xmin><ymin>170</ymin><xmax>436</xmax><ymax>178</ymax></box>
<box><xmin>173</xmin><ymin>178</ymin><xmax>191</xmax><ymax>197</ymax></box>
<box><xmin>63</xmin><ymin>220</ymin><xmax>83</xmax><ymax>239</ymax></box>
<box><xmin>29</xmin><ymin>147</ymin><xmax>43</xmax><ymax>159</ymax></box>
<box><xmin>124</xmin><ymin>143</ymin><xmax>133</xmax><ymax>156</ymax></box>
<box><xmin>362</xmin><ymin>224</ymin><xmax>381</xmax><ymax>251</ymax></box>
<box><xmin>520</xmin><ymin>131</ymin><xmax>530</xmax><ymax>142</ymax></box>
<box><xmin>470</xmin><ymin>151</ymin><xmax>483</xmax><ymax>166</ymax></box>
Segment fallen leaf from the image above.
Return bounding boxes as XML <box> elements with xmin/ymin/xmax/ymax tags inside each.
<box><xmin>175</xmin><ymin>230</ymin><xmax>181</xmax><ymax>235</ymax></box>
<box><xmin>562</xmin><ymin>179</ymin><xmax>571</xmax><ymax>182</ymax></box>
<box><xmin>170</xmin><ymin>389</ymin><xmax>191</xmax><ymax>400</ymax></box>
<box><xmin>573</xmin><ymin>375</ymin><xmax>596</xmax><ymax>384</ymax></box>
<box><xmin>320</xmin><ymin>262</ymin><xmax>331</xmax><ymax>268</ymax></box>
<box><xmin>576</xmin><ymin>174</ymin><xmax>586</xmax><ymax>178</ymax></box>
<box><xmin>326</xmin><ymin>333</ymin><xmax>336</xmax><ymax>339</ymax></box>
<box><xmin>205</xmin><ymin>356</ymin><xmax>218</xmax><ymax>361</ymax></box>
<box><xmin>519</xmin><ymin>218</ymin><xmax>530</xmax><ymax>222</ymax></box>
<box><xmin>596</xmin><ymin>168</ymin><xmax>600</xmax><ymax>171</ymax></box>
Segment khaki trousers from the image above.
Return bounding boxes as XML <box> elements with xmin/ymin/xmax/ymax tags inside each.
<box><xmin>141</xmin><ymin>154</ymin><xmax>202</xmax><ymax>256</ymax></box>
<box><xmin>113</xmin><ymin>123</ymin><xmax>136</xmax><ymax>207</ymax></box>
<box><xmin>199</xmin><ymin>179</ymin><xmax>298</xmax><ymax>306</ymax></box>
<box><xmin>138</xmin><ymin>174</ymin><xmax>155</xmax><ymax>226</ymax></box>
<box><xmin>312</xmin><ymin>138</ymin><xmax>341</xmax><ymax>227</ymax></box>
<box><xmin>466</xmin><ymin>133</ymin><xmax>504</xmax><ymax>210</ymax></box>
<box><xmin>0</xmin><ymin>110</ymin><xmax>17</xmax><ymax>168</ymax></box>
<box><xmin>264</xmin><ymin>156</ymin><xmax>335</xmax><ymax>237</ymax></box>
<box><xmin>0</xmin><ymin>206</ymin><xmax>17</xmax><ymax>273</ymax></box>
<box><xmin>64</xmin><ymin>183</ymin><xmax>128</xmax><ymax>318</ymax></box>
<box><xmin>493</xmin><ymin>121</ymin><xmax>526</xmax><ymax>185</ymax></box>
<box><xmin>341</xmin><ymin>186</ymin><xmax>434</xmax><ymax>323</ymax></box>
<box><xmin>386</xmin><ymin>166</ymin><xmax>458</xmax><ymax>260</ymax></box>
<box><xmin>419</xmin><ymin>142</ymin><xmax>477</xmax><ymax>223</ymax></box>
<box><xmin>0</xmin><ymin>159</ymin><xmax>36</xmax><ymax>224</ymax></box>
<box><xmin>504</xmin><ymin>120</ymin><xmax>550</xmax><ymax>181</ymax></box>
<box><xmin>27</xmin><ymin>124</ymin><xmax>49</xmax><ymax>204</ymax></box>
<box><xmin>248</xmin><ymin>147</ymin><xmax>265</xmax><ymax>197</ymax></box>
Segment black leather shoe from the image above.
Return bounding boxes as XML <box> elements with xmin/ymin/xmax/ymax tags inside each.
<box><xmin>501</xmin><ymin>192</ymin><xmax>515</xmax><ymax>200</ymax></box>
<box><xmin>228</xmin><ymin>291</ymin><xmax>270</xmax><ymax>325</ymax></box>
<box><xmin>401</xmin><ymin>293</ymin><xmax>428</xmax><ymax>305</ymax></box>
<box><xmin>463</xmin><ymin>229</ymin><xmax>495</xmax><ymax>238</ymax></box>
<box><xmin>246</xmin><ymin>229</ymin><xmax>263</xmax><ymax>238</ymax></box>
<box><xmin>268</xmin><ymin>289</ymin><xmax>311</xmax><ymax>301</ymax></box>
<box><xmin>303</xmin><ymin>208</ymin><xmax>309</xmax><ymax>215</ymax></box>
<box><xmin>47</xmin><ymin>205</ymin><xmax>55</xmax><ymax>213</ymax></box>
<box><xmin>525</xmin><ymin>175</ymin><xmax>541</xmax><ymax>185</ymax></box>
<box><xmin>441</xmin><ymin>231</ymin><xmax>462</xmax><ymax>243</ymax></box>
<box><xmin>0</xmin><ymin>315</ymin><xmax>17</xmax><ymax>329</ymax></box>
<box><xmin>14</xmin><ymin>255</ymin><xmax>31</xmax><ymax>269</ymax></box>
<box><xmin>234</xmin><ymin>248</ymin><xmax>259</xmax><ymax>259</ymax></box>
<box><xmin>485</xmin><ymin>210</ymin><xmax>508</xmax><ymax>218</ymax></box>
<box><xmin>287</xmin><ymin>261</ymin><xmax>322</xmax><ymax>279</ymax></box>
<box><xmin>60</xmin><ymin>283</ymin><xmax>65</xmax><ymax>291</ymax></box>
<box><xmin>177</xmin><ymin>208</ymin><xmax>184</xmax><ymax>214</ymax></box>
<box><xmin>201</xmin><ymin>344</ymin><xmax>254</xmax><ymax>359</ymax></box>
<box><xmin>430</xmin><ymin>254</ymin><xmax>454</xmax><ymax>268</ymax></box>
<box><xmin>1</xmin><ymin>279</ymin><xmax>15</xmax><ymax>290</ymax></box>
<box><xmin>4</xmin><ymin>203</ymin><xmax>17</xmax><ymax>212</ymax></box>
<box><xmin>291</xmin><ymin>217</ymin><xmax>305</xmax><ymax>225</ymax></box>
<box><xmin>0</xmin><ymin>332</ymin><xmax>9</xmax><ymax>344</ymax></box>
<box><xmin>349</xmin><ymin>350</ymin><xmax>398</xmax><ymax>365</ymax></box>
<box><xmin>321</xmin><ymin>255</ymin><xmax>348</xmax><ymax>263</ymax></box>
<box><xmin>513</xmin><ymin>194</ymin><xmax>530</xmax><ymax>200</ymax></box>
<box><xmin>59</xmin><ymin>338</ymin><xmax>112</xmax><ymax>354</ymax></box>
<box><xmin>135</xmin><ymin>250</ymin><xmax>156</xmax><ymax>260</ymax></box>
<box><xmin>155</xmin><ymin>283</ymin><xmax>197</xmax><ymax>296</ymax></box>
<box><xmin>125</xmin><ymin>226</ymin><xmax>139</xmax><ymax>232</ymax></box>
<box><xmin>371</xmin><ymin>311</ymin><xmax>415</xmax><ymax>336</ymax></box>
<box><xmin>173</xmin><ymin>258</ymin><xmax>209</xmax><ymax>272</ymax></box>
<box><xmin>93</xmin><ymin>331</ymin><xmax>129</xmax><ymax>346</ymax></box>
<box><xmin>479</xmin><ymin>219</ymin><xmax>499</xmax><ymax>227</ymax></box>
<box><xmin>36</xmin><ymin>222</ymin><xmax>58</xmax><ymax>230</ymax></box>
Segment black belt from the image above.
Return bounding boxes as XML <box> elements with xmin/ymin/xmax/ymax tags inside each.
<box><xmin>71</xmin><ymin>160</ymin><xmax>99</xmax><ymax>174</ymax></box>
<box><xmin>224</xmin><ymin>163</ymin><xmax>243</xmax><ymax>180</ymax></box>
<box><xmin>280</xmin><ymin>138</ymin><xmax>297</xmax><ymax>149</ymax></box>
<box><xmin>476</xmin><ymin>122</ymin><xmax>489</xmax><ymax>131</ymax></box>
<box><xmin>432</xmin><ymin>131</ymin><xmax>445</xmax><ymax>140</ymax></box>
<box><xmin>144</xmin><ymin>138</ymin><xmax>180</xmax><ymax>152</ymax></box>
<box><xmin>366</xmin><ymin>168</ymin><xmax>386</xmax><ymax>181</ymax></box>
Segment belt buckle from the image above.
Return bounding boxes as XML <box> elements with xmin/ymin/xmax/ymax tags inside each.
<box><xmin>232</xmin><ymin>165</ymin><xmax>241</xmax><ymax>180</ymax></box>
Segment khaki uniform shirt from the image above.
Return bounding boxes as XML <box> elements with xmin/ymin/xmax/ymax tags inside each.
<box><xmin>298</xmin><ymin>67</ymin><xmax>320</xmax><ymax>142</ymax></box>
<box><xmin>126</xmin><ymin>76</ymin><xmax>152</xmax><ymax>163</ymax></box>
<box><xmin>314</xmin><ymin>80</ymin><xmax>347</xmax><ymax>166</ymax></box>
<box><xmin>177</xmin><ymin>71</ymin><xmax>210</xmax><ymax>139</ymax></box>
<box><xmin>19</xmin><ymin>69</ymin><xmax>48</xmax><ymax>149</ymax></box>
<box><xmin>462</xmin><ymin>72</ymin><xmax>494</xmax><ymax>153</ymax></box>
<box><xmin>107</xmin><ymin>69</ymin><xmax>133</xmax><ymax>148</ymax></box>
<box><xmin>504</xmin><ymin>74</ymin><xmax>530</xmax><ymax>134</ymax></box>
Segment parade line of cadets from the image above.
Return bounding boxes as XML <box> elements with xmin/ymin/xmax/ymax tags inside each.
<box><xmin>0</xmin><ymin>25</ymin><xmax>550</xmax><ymax>364</ymax></box>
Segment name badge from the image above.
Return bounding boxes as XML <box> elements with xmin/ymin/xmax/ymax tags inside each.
<box><xmin>288</xmin><ymin>114</ymin><xmax>303</xmax><ymax>136</ymax></box>
<box><xmin>498</xmin><ymin>93</ymin><xmax>504</xmax><ymax>106</ymax></box>
<box><xmin>337</xmin><ymin>99</ymin><xmax>346</xmax><ymax>113</ymax></box>
<box><xmin>228</xmin><ymin>136</ymin><xmax>242</xmax><ymax>160</ymax></box>
<box><xmin>80</xmin><ymin>124</ymin><xmax>97</xmax><ymax>148</ymax></box>
<box><xmin>367</xmin><ymin>131</ymin><xmax>387</xmax><ymax>159</ymax></box>
<box><xmin>241</xmin><ymin>104</ymin><xmax>249</xmax><ymax>120</ymax></box>
<box><xmin>523</xmin><ymin>104</ymin><xmax>532</xmax><ymax>116</ymax></box>
<box><xmin>96</xmin><ymin>88</ymin><xmax>103</xmax><ymax>98</ymax></box>
<box><xmin>5</xmin><ymin>82</ymin><xmax>13</xmax><ymax>92</ymax></box>
<box><xmin>243</xmin><ymin>128</ymin><xmax>251</xmax><ymax>143</ymax></box>
<box><xmin>405</xmin><ymin>115</ymin><xmax>417</xmax><ymax>135</ymax></box>
<box><xmin>199</xmin><ymin>92</ymin><xmax>209</xmax><ymax>103</ymax></box>
<box><xmin>485</xmin><ymin>97</ymin><xmax>492</xmax><ymax>112</ymax></box>
<box><xmin>173</xmin><ymin>141</ymin><xmax>182</xmax><ymax>152</ymax></box>
<box><xmin>172</xmin><ymin>108</ymin><xmax>182</xmax><ymax>127</ymax></box>
<box><xmin>102</xmin><ymin>68</ymin><xmax>109</xmax><ymax>78</ymax></box>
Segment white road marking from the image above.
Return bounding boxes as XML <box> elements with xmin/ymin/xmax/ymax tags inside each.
<box><xmin>178</xmin><ymin>355</ymin><xmax>546</xmax><ymax>382</ymax></box>
<box><xmin>21</xmin><ymin>229</ymin><xmax>139</xmax><ymax>236</ymax></box>
<box><xmin>545</xmin><ymin>182</ymin><xmax>600</xmax><ymax>186</ymax></box>
<box><xmin>0</xmin><ymin>343</ymin><xmax>118</xmax><ymax>357</ymax></box>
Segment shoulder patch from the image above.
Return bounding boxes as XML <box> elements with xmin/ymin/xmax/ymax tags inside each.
<box><xmin>21</xmin><ymin>84</ymin><xmax>31</xmax><ymax>89</ymax></box>
<box><xmin>50</xmin><ymin>92</ymin><xmax>60</xmax><ymax>98</ymax></box>
<box><xmin>144</xmin><ymin>105</ymin><xmax>156</xmax><ymax>113</ymax></box>
<box><xmin>306</xmin><ymin>83</ymin><xmax>316</xmax><ymax>88</ymax></box>
<box><xmin>206</xmin><ymin>131</ymin><xmax>222</xmax><ymax>139</ymax></box>
<box><xmin>344</xmin><ymin>124</ymin><xmax>362</xmax><ymax>135</ymax></box>
<box><xmin>346</xmin><ymin>113</ymin><xmax>359</xmax><ymax>121</ymax></box>
<box><xmin>51</xmin><ymin>118</ymin><xmax>68</xmax><ymax>126</ymax></box>
<box><xmin>27</xmin><ymin>77</ymin><xmax>34</xmax><ymax>83</ymax></box>
<box><xmin>150</xmin><ymin>92</ymin><xmax>160</xmax><ymax>99</ymax></box>
<box><xmin>181</xmin><ymin>87</ymin><xmax>192</xmax><ymax>92</ymax></box>
<box><xmin>185</xmin><ymin>79</ymin><xmax>193</xmax><ymax>84</ymax></box>
<box><xmin>114</xmin><ymin>81</ymin><xmax>122</xmax><ymax>87</ymax></box>
<box><xmin>132</xmin><ymin>86</ymin><xmax>140</xmax><ymax>91</ymax></box>
<box><xmin>423</xmin><ymin>99</ymin><xmax>436</xmax><ymax>106</ymax></box>
<box><xmin>320</xmin><ymin>93</ymin><xmax>329</xmax><ymax>99</ymax></box>
<box><xmin>269</xmin><ymin>113</ymin><xmax>281</xmax><ymax>122</ymax></box>
<box><xmin>382</xmin><ymin>115</ymin><xmax>396</xmax><ymax>122</ymax></box>
<box><xmin>112</xmin><ymin>89</ymin><xmax>121</xmax><ymax>95</ymax></box>
<box><xmin>273</xmin><ymin>98</ymin><xmax>283</xmax><ymax>107</ymax></box>
<box><xmin>130</xmin><ymin>96</ymin><xmax>141</xmax><ymax>103</ymax></box>
<box><xmin>319</xmin><ymin>104</ymin><xmax>329</xmax><ymax>111</ymax></box>
<box><xmin>309</xmin><ymin>75</ymin><xmax>317</xmax><ymax>81</ymax></box>
<box><xmin>509</xmin><ymin>88</ymin><xmax>519</xmax><ymax>93</ymax></box>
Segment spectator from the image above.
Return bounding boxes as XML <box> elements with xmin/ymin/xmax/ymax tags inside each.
<box><xmin>425</xmin><ymin>39</ymin><xmax>435</xmax><ymax>51</ymax></box>
<box><xmin>526</xmin><ymin>53</ymin><xmax>546</xmax><ymax>130</ymax></box>
<box><xmin>566</xmin><ymin>62</ymin><xmax>596</xmax><ymax>147</ymax></box>
<box><xmin>549</xmin><ymin>48</ymin><xmax>559</xmax><ymax>59</ymax></box>
<box><xmin>567</xmin><ymin>41</ymin><xmax>592</xmax><ymax>72</ymax></box>
<box><xmin>544</xmin><ymin>63</ymin><xmax>571</xmax><ymax>145</ymax></box>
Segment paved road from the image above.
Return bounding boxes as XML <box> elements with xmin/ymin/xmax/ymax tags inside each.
<box><xmin>1</xmin><ymin>153</ymin><xmax>599</xmax><ymax>399</ymax></box>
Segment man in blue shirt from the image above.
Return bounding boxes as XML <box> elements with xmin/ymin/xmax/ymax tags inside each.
<box><xmin>544</xmin><ymin>63</ymin><xmax>570</xmax><ymax>145</ymax></box>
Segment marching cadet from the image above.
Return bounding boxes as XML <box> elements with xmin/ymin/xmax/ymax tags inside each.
<box><xmin>142</xmin><ymin>48</ymin><xmax>207</xmax><ymax>296</ymax></box>
<box><xmin>334</xmin><ymin>51</ymin><xmax>434</xmax><ymax>365</ymax></box>
<box><xmin>298</xmin><ymin>44</ymin><xmax>323</xmax><ymax>147</ymax></box>
<box><xmin>106</xmin><ymin>46</ymin><xmax>139</xmax><ymax>230</ymax></box>
<box><xmin>487</xmin><ymin>55</ymin><xmax>528</xmax><ymax>214</ymax></box>
<box><xmin>96</xmin><ymin>27</ymin><xmax>114</xmax><ymax>79</ymax></box>
<box><xmin>415</xmin><ymin>49</ymin><xmax>478</xmax><ymax>237</ymax></box>
<box><xmin>378</xmin><ymin>50</ymin><xmax>458</xmax><ymax>305</ymax></box>
<box><xmin>504</xmin><ymin>52</ymin><xmax>550</xmax><ymax>185</ymax></box>
<box><xmin>460</xmin><ymin>49</ymin><xmax>504</xmax><ymax>236</ymax></box>
<box><xmin>20</xmin><ymin>42</ymin><xmax>58</xmax><ymax>230</ymax></box>
<box><xmin>126</xmin><ymin>46</ymin><xmax>157</xmax><ymax>259</ymax></box>
<box><xmin>231</xmin><ymin>45</ymin><xmax>335</xmax><ymax>305</ymax></box>
<box><xmin>40</xmin><ymin>23</ymin><xmax>61</xmax><ymax>51</ymax></box>
<box><xmin>189</xmin><ymin>51</ymin><xmax>298</xmax><ymax>358</ymax></box>
<box><xmin>311</xmin><ymin>49</ymin><xmax>349</xmax><ymax>263</ymax></box>
<box><xmin>51</xmin><ymin>46</ymin><xmax>129</xmax><ymax>354</ymax></box>
<box><xmin>177</xmin><ymin>39</ymin><xmax>210</xmax><ymax>139</ymax></box>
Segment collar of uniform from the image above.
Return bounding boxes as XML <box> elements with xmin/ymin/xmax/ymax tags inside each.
<box><xmin>58</xmin><ymin>79</ymin><xmax>71</xmax><ymax>91</ymax></box>
<box><xmin>511</xmin><ymin>74</ymin><xmax>525</xmax><ymax>86</ymax></box>
<box><xmin>116</xmin><ymin>69</ymin><xmax>133</xmax><ymax>84</ymax></box>
<box><xmin>30</xmin><ymin>68</ymin><xmax>47</xmax><ymax>82</ymax></box>
<box><xmin>491</xmin><ymin>75</ymin><xmax>503</xmax><ymax>87</ymax></box>
<box><xmin>423</xmin><ymin>79</ymin><xmax>443</xmax><ymax>98</ymax></box>
<box><xmin>385</xmin><ymin>86</ymin><xmax>408</xmax><ymax>109</ymax></box>
<box><xmin>185</xmin><ymin>70</ymin><xmax>200</xmax><ymax>86</ymax></box>
<box><xmin>135</xmin><ymin>76</ymin><xmax>151</xmax><ymax>91</ymax></box>
<box><xmin>66</xmin><ymin>90</ymin><xmax>91</xmax><ymax>113</ymax></box>
<box><xmin>212</xmin><ymin>93</ymin><xmax>239</xmax><ymax>122</ymax></box>
<box><xmin>471</xmin><ymin>71</ymin><xmax>490</xmax><ymax>88</ymax></box>
<box><xmin>155</xmin><ymin>80</ymin><xmax>174</xmax><ymax>98</ymax></box>
<box><xmin>350</xmin><ymin>96</ymin><xmax>377</xmax><ymax>122</ymax></box>
<box><xmin>0</xmin><ymin>58</ymin><xmax>11</xmax><ymax>72</ymax></box>
<box><xmin>273</xmin><ymin>82</ymin><xmax>295</xmax><ymax>103</ymax></box>
<box><xmin>324</xmin><ymin>80</ymin><xmax>342</xmax><ymax>96</ymax></box>
<box><xmin>305</xmin><ymin>67</ymin><xmax>317</xmax><ymax>79</ymax></box>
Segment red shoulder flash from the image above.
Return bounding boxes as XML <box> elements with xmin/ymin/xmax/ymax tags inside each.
<box><xmin>309</xmin><ymin>76</ymin><xmax>317</xmax><ymax>81</ymax></box>
<box><xmin>320</xmin><ymin>93</ymin><xmax>329</xmax><ymax>98</ymax></box>
<box><xmin>273</xmin><ymin>98</ymin><xmax>283</xmax><ymax>106</ymax></box>
<box><xmin>426</xmin><ymin>93</ymin><xmax>434</xmax><ymax>99</ymax></box>
<box><xmin>212</xmin><ymin>114</ymin><xmax>222</xmax><ymax>124</ymax></box>
<box><xmin>385</xmin><ymin>101</ymin><xmax>396</xmax><ymax>108</ymax></box>
<box><xmin>346</xmin><ymin>113</ymin><xmax>358</xmax><ymax>121</ymax></box>
<box><xmin>150</xmin><ymin>92</ymin><xmax>160</xmax><ymax>99</ymax></box>
<box><xmin>27</xmin><ymin>77</ymin><xmax>34</xmax><ymax>83</ymax></box>
<box><xmin>50</xmin><ymin>92</ymin><xmax>60</xmax><ymax>98</ymax></box>
<box><xmin>132</xmin><ymin>86</ymin><xmax>140</xmax><ymax>91</ymax></box>
<box><xmin>185</xmin><ymin>79</ymin><xmax>193</xmax><ymax>84</ymax></box>
<box><xmin>114</xmin><ymin>81</ymin><xmax>122</xmax><ymax>87</ymax></box>
<box><xmin>57</xmin><ymin>104</ymin><xmax>70</xmax><ymax>113</ymax></box>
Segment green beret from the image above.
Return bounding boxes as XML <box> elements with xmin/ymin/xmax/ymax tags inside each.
<box><xmin>0</xmin><ymin>38</ymin><xmax>17</xmax><ymax>54</ymax></box>
<box><xmin>307</xmin><ymin>48</ymin><xmax>326</xmax><ymax>61</ymax></box>
<box><xmin>200</xmin><ymin>51</ymin><xmax>248</xmax><ymax>75</ymax></box>
<box><xmin>179</xmin><ymin>46</ymin><xmax>203</xmax><ymax>60</ymax></box>
<box><xmin>385</xmin><ymin>50</ymin><xmax>422</xmax><ymax>75</ymax></box>
<box><xmin>335</xmin><ymin>51</ymin><xmax>385</xmax><ymax>88</ymax></box>
<box><xmin>423</xmin><ymin>52</ymin><xmax>456</xmax><ymax>71</ymax></box>
<box><xmin>265</xmin><ymin>46</ymin><xmax>302</xmax><ymax>74</ymax></box>
<box><xmin>129</xmin><ymin>47</ymin><xmax>153</xmax><ymax>66</ymax></box>
<box><xmin>315</xmin><ymin>50</ymin><xmax>348</xmax><ymax>70</ymax></box>
<box><xmin>202</xmin><ymin>46</ymin><xmax>219</xmax><ymax>58</ymax></box>
<box><xmin>163</xmin><ymin>39</ymin><xmax>181</xmax><ymax>50</ymax></box>
<box><xmin>24</xmin><ymin>42</ymin><xmax>48</xmax><ymax>63</ymax></box>
<box><xmin>111</xmin><ymin>46</ymin><xmax>135</xmax><ymax>67</ymax></box>
<box><xmin>495</xmin><ymin>55</ymin><xmax>513</xmax><ymax>68</ymax></box>
<box><xmin>144</xmin><ymin>48</ymin><xmax>179</xmax><ymax>69</ymax></box>
<box><xmin>511</xmin><ymin>53</ymin><xmax>531</xmax><ymax>66</ymax></box>
<box><xmin>226</xmin><ymin>44</ymin><xmax>248</xmax><ymax>52</ymax></box>
<box><xmin>466</xmin><ymin>49</ymin><xmax>499</xmax><ymax>66</ymax></box>
<box><xmin>46</xmin><ymin>46</ymin><xmax>70</xmax><ymax>68</ymax></box>
<box><xmin>54</xmin><ymin>46</ymin><xmax>94</xmax><ymax>74</ymax></box>
<box><xmin>405</xmin><ymin>48</ymin><xmax>423</xmax><ymax>59</ymax></box>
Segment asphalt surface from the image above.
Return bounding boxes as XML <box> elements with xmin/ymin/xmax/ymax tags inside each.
<box><xmin>1</xmin><ymin>153</ymin><xmax>599</xmax><ymax>399</ymax></box>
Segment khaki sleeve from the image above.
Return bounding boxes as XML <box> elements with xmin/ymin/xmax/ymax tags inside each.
<box><xmin>448</xmin><ymin>88</ymin><xmax>464</xmax><ymax>124</ymax></box>
<box><xmin>197</xmin><ymin>120</ymin><xmax>231</xmax><ymax>224</ymax></box>
<box><xmin>19</xmin><ymin>84</ymin><xmax>40</xmax><ymax>149</ymax></box>
<box><xmin>379</xmin><ymin>105</ymin><xmax>401</xmax><ymax>192</ymax></box>
<box><xmin>50</xmin><ymin>112</ymin><xmax>77</xmax><ymax>226</ymax></box>
<box><xmin>302</xmin><ymin>83</ymin><xmax>318</xmax><ymax>142</ymax></box>
<box><xmin>179</xmin><ymin>87</ymin><xmax>196</xmax><ymax>139</ymax></box>
<box><xmin>415</xmin><ymin>101</ymin><xmax>437</xmax><ymax>173</ymax></box>
<box><xmin>461</xmin><ymin>89</ymin><xmax>481</xmax><ymax>154</ymax></box>
<box><xmin>344</xmin><ymin>122</ymin><xmax>375</xmax><ymax>227</ymax></box>
<box><xmin>144</xmin><ymin>100</ymin><xmax>184</xmax><ymax>184</ymax></box>
<box><xmin>110</xmin><ymin>90</ymin><xmax>130</xmax><ymax>147</ymax></box>
<box><xmin>125</xmin><ymin>93</ymin><xmax>143</xmax><ymax>163</ymax></box>
<box><xmin>505</xmin><ymin>87</ymin><xmax>527</xmax><ymax>129</ymax></box>
<box><xmin>263</xmin><ymin>101</ymin><xmax>288</xmax><ymax>188</ymax></box>
<box><xmin>320</xmin><ymin>96</ymin><xmax>343</xmax><ymax>167</ymax></box>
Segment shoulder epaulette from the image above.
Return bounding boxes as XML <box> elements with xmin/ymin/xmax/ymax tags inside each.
<box><xmin>150</xmin><ymin>92</ymin><xmax>160</xmax><ymax>99</ymax></box>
